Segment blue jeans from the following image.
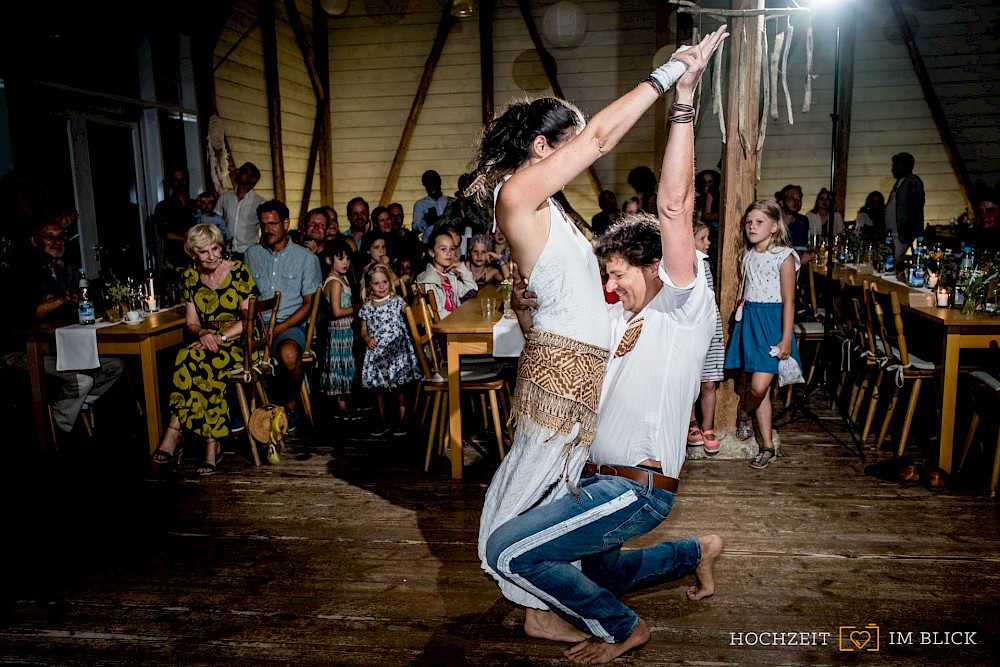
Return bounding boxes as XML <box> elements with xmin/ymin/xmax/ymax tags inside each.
<box><xmin>485</xmin><ymin>470</ymin><xmax>701</xmax><ymax>643</ymax></box>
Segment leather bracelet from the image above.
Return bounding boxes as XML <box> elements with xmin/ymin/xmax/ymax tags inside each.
<box><xmin>642</xmin><ymin>76</ymin><xmax>665</xmax><ymax>96</ymax></box>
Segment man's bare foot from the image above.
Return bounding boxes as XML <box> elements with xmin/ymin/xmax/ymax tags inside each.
<box><xmin>524</xmin><ymin>608</ymin><xmax>588</xmax><ymax>643</ymax></box>
<box><xmin>686</xmin><ymin>534</ymin><xmax>723</xmax><ymax>601</ymax></box>
<box><xmin>563</xmin><ymin>619</ymin><xmax>649</xmax><ymax>664</ymax></box>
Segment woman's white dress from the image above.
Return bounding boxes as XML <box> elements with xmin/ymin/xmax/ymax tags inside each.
<box><xmin>478</xmin><ymin>193</ymin><xmax>611</xmax><ymax>609</ymax></box>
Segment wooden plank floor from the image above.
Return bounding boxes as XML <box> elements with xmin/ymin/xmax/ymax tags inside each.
<box><xmin>2</xmin><ymin>392</ymin><xmax>999</xmax><ymax>666</ymax></box>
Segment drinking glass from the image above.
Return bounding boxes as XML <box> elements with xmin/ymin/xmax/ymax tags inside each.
<box><xmin>481</xmin><ymin>297</ymin><xmax>496</xmax><ymax>320</ymax></box>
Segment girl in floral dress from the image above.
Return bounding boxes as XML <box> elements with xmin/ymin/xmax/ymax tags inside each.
<box><xmin>358</xmin><ymin>263</ymin><xmax>421</xmax><ymax>437</ymax></box>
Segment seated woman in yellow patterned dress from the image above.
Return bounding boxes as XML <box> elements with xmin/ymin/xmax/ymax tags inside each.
<box><xmin>150</xmin><ymin>224</ymin><xmax>257</xmax><ymax>475</ymax></box>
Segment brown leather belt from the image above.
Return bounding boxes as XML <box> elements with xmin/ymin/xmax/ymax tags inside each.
<box><xmin>582</xmin><ymin>462</ymin><xmax>679</xmax><ymax>494</ymax></box>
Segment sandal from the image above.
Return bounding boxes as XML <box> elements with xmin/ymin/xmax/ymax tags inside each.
<box><xmin>687</xmin><ymin>420</ymin><xmax>705</xmax><ymax>446</ymax></box>
<box><xmin>197</xmin><ymin>441</ymin><xmax>224</xmax><ymax>476</ymax></box>
<box><xmin>151</xmin><ymin>446</ymin><xmax>183</xmax><ymax>464</ymax></box>
<box><xmin>749</xmin><ymin>447</ymin><xmax>776</xmax><ymax>470</ymax></box>
<box><xmin>151</xmin><ymin>425</ymin><xmax>183</xmax><ymax>464</ymax></box>
<box><xmin>703</xmin><ymin>429</ymin><xmax>720</xmax><ymax>455</ymax></box>
<box><xmin>736</xmin><ymin>416</ymin><xmax>754</xmax><ymax>441</ymax></box>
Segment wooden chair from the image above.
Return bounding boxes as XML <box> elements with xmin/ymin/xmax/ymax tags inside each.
<box><xmin>298</xmin><ymin>287</ymin><xmax>324</xmax><ymax>428</ymax></box>
<box><xmin>868</xmin><ymin>286</ymin><xmax>938</xmax><ymax>456</ymax></box>
<box><xmin>403</xmin><ymin>301</ymin><xmax>510</xmax><ymax>472</ymax></box>
<box><xmin>957</xmin><ymin>341</ymin><xmax>1000</xmax><ymax>497</ymax></box>
<box><xmin>788</xmin><ymin>266</ymin><xmax>825</xmax><ymax>402</ymax></box>
<box><xmin>425</xmin><ymin>290</ymin><xmax>441</xmax><ymax>325</ymax></box>
<box><xmin>227</xmin><ymin>291</ymin><xmax>281</xmax><ymax>466</ymax></box>
<box><xmin>838</xmin><ymin>281</ymin><xmax>879</xmax><ymax>431</ymax></box>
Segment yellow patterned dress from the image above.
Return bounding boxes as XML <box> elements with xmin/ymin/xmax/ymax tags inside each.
<box><xmin>169</xmin><ymin>261</ymin><xmax>257</xmax><ymax>438</ymax></box>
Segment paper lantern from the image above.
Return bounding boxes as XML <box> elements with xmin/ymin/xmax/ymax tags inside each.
<box><xmin>320</xmin><ymin>0</ymin><xmax>349</xmax><ymax>16</ymax></box>
<box><xmin>452</xmin><ymin>0</ymin><xmax>475</xmax><ymax>18</ymax></box>
<box><xmin>542</xmin><ymin>1</ymin><xmax>587</xmax><ymax>49</ymax></box>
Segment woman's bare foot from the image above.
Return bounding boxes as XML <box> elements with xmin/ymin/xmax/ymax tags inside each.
<box><xmin>686</xmin><ymin>534</ymin><xmax>723</xmax><ymax>601</ymax></box>
<box><xmin>524</xmin><ymin>608</ymin><xmax>588</xmax><ymax>643</ymax></box>
<box><xmin>563</xmin><ymin>619</ymin><xmax>649</xmax><ymax>664</ymax></box>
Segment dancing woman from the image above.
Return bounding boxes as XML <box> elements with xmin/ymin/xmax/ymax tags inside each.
<box><xmin>470</xmin><ymin>26</ymin><xmax>730</xmax><ymax>614</ymax></box>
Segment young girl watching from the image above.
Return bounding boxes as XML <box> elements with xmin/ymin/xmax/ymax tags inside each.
<box><xmin>466</xmin><ymin>234</ymin><xmax>503</xmax><ymax>287</ymax></box>
<box><xmin>723</xmin><ymin>199</ymin><xmax>801</xmax><ymax>469</ymax></box>
<box><xmin>688</xmin><ymin>222</ymin><xmax>725</xmax><ymax>454</ymax></box>
<box><xmin>359</xmin><ymin>263</ymin><xmax>421</xmax><ymax>437</ymax></box>
<box><xmin>415</xmin><ymin>225</ymin><xmax>477</xmax><ymax>320</ymax></box>
<box><xmin>319</xmin><ymin>237</ymin><xmax>358</xmax><ymax>421</ymax></box>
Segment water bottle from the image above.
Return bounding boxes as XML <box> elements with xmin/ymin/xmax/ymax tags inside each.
<box><xmin>77</xmin><ymin>269</ymin><xmax>96</xmax><ymax>325</ymax></box>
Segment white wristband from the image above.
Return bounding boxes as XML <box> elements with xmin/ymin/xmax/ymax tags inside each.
<box><xmin>647</xmin><ymin>45</ymin><xmax>692</xmax><ymax>94</ymax></box>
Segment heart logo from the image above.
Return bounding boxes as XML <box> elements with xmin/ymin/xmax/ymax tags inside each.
<box><xmin>850</xmin><ymin>631</ymin><xmax>871</xmax><ymax>650</ymax></box>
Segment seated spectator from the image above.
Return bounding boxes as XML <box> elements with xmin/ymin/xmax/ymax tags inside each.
<box><xmin>300</xmin><ymin>207</ymin><xmax>331</xmax><ymax>256</ymax></box>
<box><xmin>153</xmin><ymin>168</ymin><xmax>196</xmax><ymax>267</ymax></box>
<box><xmin>415</xmin><ymin>226</ymin><xmax>477</xmax><ymax>320</ymax></box>
<box><xmin>195</xmin><ymin>191</ymin><xmax>232</xmax><ymax>244</ymax></box>
<box><xmin>413</xmin><ymin>170</ymin><xmax>453</xmax><ymax>243</ymax></box>
<box><xmin>622</xmin><ymin>196</ymin><xmax>642</xmax><ymax>217</ymax></box>
<box><xmin>970</xmin><ymin>185</ymin><xmax>1000</xmax><ymax>250</ymax></box>
<box><xmin>627</xmin><ymin>164</ymin><xmax>657</xmax><ymax>213</ymax></box>
<box><xmin>854</xmin><ymin>191</ymin><xmax>886</xmax><ymax>240</ymax></box>
<box><xmin>490</xmin><ymin>227</ymin><xmax>511</xmax><ymax>279</ymax></box>
<box><xmin>590</xmin><ymin>190</ymin><xmax>619</xmax><ymax>237</ymax></box>
<box><xmin>245</xmin><ymin>200</ymin><xmax>323</xmax><ymax>429</ymax></box>
<box><xmin>466</xmin><ymin>234</ymin><xmax>503</xmax><ymax>287</ymax></box>
<box><xmin>387</xmin><ymin>201</ymin><xmax>422</xmax><ymax>267</ymax></box>
<box><xmin>695</xmin><ymin>169</ymin><xmax>720</xmax><ymax>225</ymax></box>
<box><xmin>805</xmin><ymin>187</ymin><xmax>844</xmax><ymax>240</ymax></box>
<box><xmin>17</xmin><ymin>219</ymin><xmax>124</xmax><ymax>435</ymax></box>
<box><xmin>444</xmin><ymin>173</ymin><xmax>492</xmax><ymax>237</ymax></box>
<box><xmin>344</xmin><ymin>197</ymin><xmax>369</xmax><ymax>250</ymax></box>
<box><xmin>777</xmin><ymin>184</ymin><xmax>810</xmax><ymax>253</ymax></box>
<box><xmin>149</xmin><ymin>224</ymin><xmax>256</xmax><ymax>474</ymax></box>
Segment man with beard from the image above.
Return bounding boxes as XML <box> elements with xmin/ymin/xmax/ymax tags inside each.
<box><xmin>245</xmin><ymin>200</ymin><xmax>322</xmax><ymax>429</ymax></box>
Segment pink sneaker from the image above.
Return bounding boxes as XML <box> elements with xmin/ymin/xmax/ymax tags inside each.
<box><xmin>703</xmin><ymin>429</ymin><xmax>720</xmax><ymax>454</ymax></box>
<box><xmin>687</xmin><ymin>421</ymin><xmax>705</xmax><ymax>446</ymax></box>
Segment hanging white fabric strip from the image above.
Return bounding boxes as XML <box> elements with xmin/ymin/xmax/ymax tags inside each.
<box><xmin>782</xmin><ymin>20</ymin><xmax>795</xmax><ymax>125</ymax></box>
<box><xmin>769</xmin><ymin>31</ymin><xmax>784</xmax><ymax>121</ymax></box>
<box><xmin>803</xmin><ymin>23</ymin><xmax>815</xmax><ymax>112</ymax></box>
<box><xmin>737</xmin><ymin>25</ymin><xmax>750</xmax><ymax>158</ymax></box>
<box><xmin>713</xmin><ymin>40</ymin><xmax>726</xmax><ymax>144</ymax></box>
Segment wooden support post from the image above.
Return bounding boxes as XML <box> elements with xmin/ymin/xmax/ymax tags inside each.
<box><xmin>833</xmin><ymin>9</ymin><xmax>856</xmax><ymax>217</ymax></box>
<box><xmin>480</xmin><ymin>0</ymin><xmax>495</xmax><ymax>124</ymax></box>
<box><xmin>514</xmin><ymin>0</ymin><xmax>602</xmax><ymax>198</ymax></box>
<box><xmin>313</xmin><ymin>0</ymin><xmax>333</xmax><ymax>208</ymax></box>
<box><xmin>717</xmin><ymin>0</ymin><xmax>765</xmax><ymax>436</ymax></box>
<box><xmin>379</xmin><ymin>1</ymin><xmax>455</xmax><ymax>208</ymax></box>
<box><xmin>285</xmin><ymin>0</ymin><xmax>330</xmax><ymax>225</ymax></box>
<box><xmin>889</xmin><ymin>0</ymin><xmax>972</xmax><ymax>209</ymax></box>
<box><xmin>260</xmin><ymin>0</ymin><xmax>285</xmax><ymax>202</ymax></box>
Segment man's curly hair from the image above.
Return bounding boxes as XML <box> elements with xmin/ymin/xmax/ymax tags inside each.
<box><xmin>593</xmin><ymin>212</ymin><xmax>662</xmax><ymax>268</ymax></box>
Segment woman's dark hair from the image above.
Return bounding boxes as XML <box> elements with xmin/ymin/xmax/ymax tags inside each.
<box><xmin>360</xmin><ymin>230</ymin><xmax>388</xmax><ymax>257</ymax></box>
<box><xmin>809</xmin><ymin>188</ymin><xmax>831</xmax><ymax>214</ymax></box>
<box><xmin>696</xmin><ymin>169</ymin><xmax>721</xmax><ymax>194</ymax></box>
<box><xmin>466</xmin><ymin>97</ymin><xmax>585</xmax><ymax>201</ymax></box>
<box><xmin>426</xmin><ymin>224</ymin><xmax>456</xmax><ymax>250</ymax></box>
<box><xmin>371</xmin><ymin>206</ymin><xmax>388</xmax><ymax>225</ymax></box>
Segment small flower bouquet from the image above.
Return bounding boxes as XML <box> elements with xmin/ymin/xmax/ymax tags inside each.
<box><xmin>500</xmin><ymin>278</ymin><xmax>515</xmax><ymax>318</ymax></box>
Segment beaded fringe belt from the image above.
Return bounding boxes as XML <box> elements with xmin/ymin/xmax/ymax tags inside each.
<box><xmin>513</xmin><ymin>328</ymin><xmax>609</xmax><ymax>447</ymax></box>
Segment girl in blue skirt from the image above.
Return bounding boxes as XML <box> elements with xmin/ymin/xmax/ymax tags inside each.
<box><xmin>724</xmin><ymin>199</ymin><xmax>801</xmax><ymax>469</ymax></box>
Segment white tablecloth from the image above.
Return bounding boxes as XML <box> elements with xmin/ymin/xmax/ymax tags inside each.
<box><xmin>55</xmin><ymin>322</ymin><xmax>117</xmax><ymax>371</ymax></box>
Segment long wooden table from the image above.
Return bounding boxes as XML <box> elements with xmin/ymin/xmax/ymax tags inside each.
<box><xmin>815</xmin><ymin>264</ymin><xmax>1000</xmax><ymax>472</ymax></box>
<box><xmin>24</xmin><ymin>307</ymin><xmax>187</xmax><ymax>453</ymax></box>
<box><xmin>432</xmin><ymin>285</ymin><xmax>502</xmax><ymax>479</ymax></box>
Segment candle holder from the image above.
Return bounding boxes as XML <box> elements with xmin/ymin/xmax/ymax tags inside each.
<box><xmin>936</xmin><ymin>286</ymin><xmax>950</xmax><ymax>308</ymax></box>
